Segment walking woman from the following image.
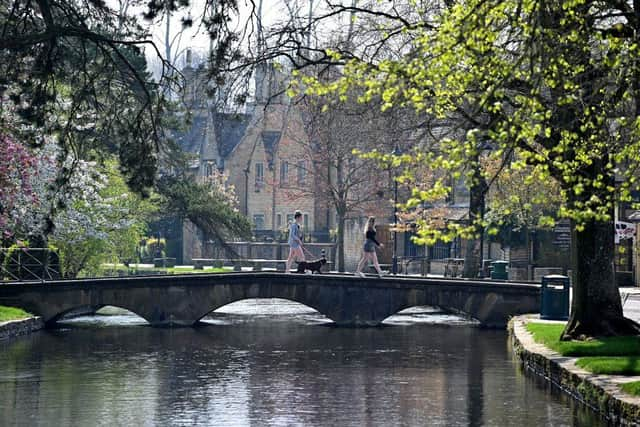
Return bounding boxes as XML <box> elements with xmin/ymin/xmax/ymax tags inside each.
<box><xmin>355</xmin><ymin>216</ymin><xmax>386</xmax><ymax>278</ymax></box>
<box><xmin>285</xmin><ymin>210</ymin><xmax>305</xmax><ymax>273</ymax></box>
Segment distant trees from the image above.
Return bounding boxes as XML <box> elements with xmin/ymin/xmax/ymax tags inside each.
<box><xmin>0</xmin><ymin>1</ymin><xmax>251</xmax><ymax>274</ymax></box>
<box><xmin>0</xmin><ymin>0</ymin><xmax>174</xmax><ymax>196</ymax></box>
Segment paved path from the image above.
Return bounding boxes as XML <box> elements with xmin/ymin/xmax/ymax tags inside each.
<box><xmin>622</xmin><ymin>287</ymin><xmax>640</xmax><ymax>323</ymax></box>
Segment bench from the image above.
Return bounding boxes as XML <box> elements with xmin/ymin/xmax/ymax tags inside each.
<box><xmin>398</xmin><ymin>256</ymin><xmax>430</xmax><ymax>275</ymax></box>
<box><xmin>192</xmin><ymin>258</ymin><xmax>288</xmax><ymax>271</ymax></box>
<box><xmin>153</xmin><ymin>257</ymin><xmax>176</xmax><ymax>268</ymax></box>
<box><xmin>444</xmin><ymin>258</ymin><xmax>465</xmax><ymax>278</ymax></box>
<box><xmin>243</xmin><ymin>259</ymin><xmax>288</xmax><ymax>271</ymax></box>
<box><xmin>192</xmin><ymin>258</ymin><xmax>225</xmax><ymax>269</ymax></box>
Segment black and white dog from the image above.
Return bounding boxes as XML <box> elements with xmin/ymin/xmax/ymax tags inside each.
<box><xmin>296</xmin><ymin>250</ymin><xmax>327</xmax><ymax>274</ymax></box>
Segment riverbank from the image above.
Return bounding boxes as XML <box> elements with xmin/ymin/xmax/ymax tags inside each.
<box><xmin>510</xmin><ymin>315</ymin><xmax>640</xmax><ymax>425</ymax></box>
<box><xmin>0</xmin><ymin>317</ymin><xmax>43</xmax><ymax>340</ymax></box>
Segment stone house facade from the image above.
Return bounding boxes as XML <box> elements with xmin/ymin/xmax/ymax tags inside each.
<box><xmin>175</xmin><ymin>58</ymin><xmax>318</xmax><ymax>262</ymax></box>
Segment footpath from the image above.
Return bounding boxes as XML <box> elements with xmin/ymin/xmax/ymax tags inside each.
<box><xmin>511</xmin><ymin>288</ymin><xmax>640</xmax><ymax>425</ymax></box>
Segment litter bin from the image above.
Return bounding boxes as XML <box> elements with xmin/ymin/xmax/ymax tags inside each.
<box><xmin>540</xmin><ymin>274</ymin><xmax>570</xmax><ymax>320</ymax></box>
<box><xmin>490</xmin><ymin>260</ymin><xmax>509</xmax><ymax>280</ymax></box>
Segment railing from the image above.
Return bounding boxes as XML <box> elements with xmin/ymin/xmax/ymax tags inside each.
<box><xmin>0</xmin><ymin>248</ymin><xmax>61</xmax><ymax>282</ymax></box>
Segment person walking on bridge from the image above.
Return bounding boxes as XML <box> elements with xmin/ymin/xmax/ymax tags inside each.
<box><xmin>355</xmin><ymin>216</ymin><xmax>386</xmax><ymax>278</ymax></box>
<box><xmin>285</xmin><ymin>210</ymin><xmax>305</xmax><ymax>273</ymax></box>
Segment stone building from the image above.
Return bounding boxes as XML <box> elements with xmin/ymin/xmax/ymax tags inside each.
<box><xmin>173</xmin><ymin>56</ymin><xmax>317</xmax><ymax>262</ymax></box>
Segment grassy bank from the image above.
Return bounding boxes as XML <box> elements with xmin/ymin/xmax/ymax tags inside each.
<box><xmin>526</xmin><ymin>323</ymin><xmax>640</xmax><ymax>356</ymax></box>
<box><xmin>97</xmin><ymin>265</ymin><xmax>229</xmax><ymax>276</ymax></box>
<box><xmin>526</xmin><ymin>322</ymin><xmax>640</xmax><ymax>395</ymax></box>
<box><xmin>0</xmin><ymin>306</ymin><xmax>31</xmax><ymax>322</ymax></box>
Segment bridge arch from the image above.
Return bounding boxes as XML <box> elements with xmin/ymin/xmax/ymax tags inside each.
<box><xmin>381</xmin><ymin>304</ymin><xmax>482</xmax><ymax>325</ymax></box>
<box><xmin>197</xmin><ymin>298</ymin><xmax>332</xmax><ymax>323</ymax></box>
<box><xmin>195</xmin><ymin>296</ymin><xmax>339</xmax><ymax>325</ymax></box>
<box><xmin>46</xmin><ymin>303</ymin><xmax>153</xmax><ymax>326</ymax></box>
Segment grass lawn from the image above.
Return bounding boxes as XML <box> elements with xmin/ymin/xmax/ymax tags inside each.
<box><xmin>525</xmin><ymin>322</ymin><xmax>640</xmax><ymax>356</ymax></box>
<box><xmin>621</xmin><ymin>381</ymin><xmax>640</xmax><ymax>396</ymax></box>
<box><xmin>576</xmin><ymin>357</ymin><xmax>640</xmax><ymax>375</ymax></box>
<box><xmin>98</xmin><ymin>265</ymin><xmax>229</xmax><ymax>276</ymax></box>
<box><xmin>0</xmin><ymin>306</ymin><xmax>31</xmax><ymax>322</ymax></box>
<box><xmin>165</xmin><ymin>267</ymin><xmax>228</xmax><ymax>274</ymax></box>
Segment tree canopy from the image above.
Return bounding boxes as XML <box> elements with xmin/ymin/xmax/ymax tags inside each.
<box><xmin>287</xmin><ymin>0</ymin><xmax>640</xmax><ymax>338</ymax></box>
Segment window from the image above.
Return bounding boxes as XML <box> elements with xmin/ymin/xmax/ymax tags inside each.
<box><xmin>297</xmin><ymin>160</ymin><xmax>306</xmax><ymax>185</ymax></box>
<box><xmin>286</xmin><ymin>214</ymin><xmax>294</xmax><ymax>225</ymax></box>
<box><xmin>253</xmin><ymin>214</ymin><xmax>265</xmax><ymax>230</ymax></box>
<box><xmin>304</xmin><ymin>214</ymin><xmax>309</xmax><ymax>230</ymax></box>
<box><xmin>255</xmin><ymin>162</ymin><xmax>264</xmax><ymax>191</ymax></box>
<box><xmin>205</xmin><ymin>162</ymin><xmax>214</xmax><ymax>177</ymax></box>
<box><xmin>277</xmin><ymin>214</ymin><xmax>282</xmax><ymax>228</ymax></box>
<box><xmin>280</xmin><ymin>160</ymin><xmax>289</xmax><ymax>185</ymax></box>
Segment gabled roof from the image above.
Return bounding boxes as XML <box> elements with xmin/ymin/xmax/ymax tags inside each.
<box><xmin>261</xmin><ymin>130</ymin><xmax>281</xmax><ymax>168</ymax></box>
<box><xmin>174</xmin><ymin>115</ymin><xmax>207</xmax><ymax>154</ymax></box>
<box><xmin>213</xmin><ymin>112</ymin><xmax>252</xmax><ymax>159</ymax></box>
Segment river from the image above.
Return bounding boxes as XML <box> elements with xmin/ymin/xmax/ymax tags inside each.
<box><xmin>0</xmin><ymin>300</ymin><xmax>605</xmax><ymax>426</ymax></box>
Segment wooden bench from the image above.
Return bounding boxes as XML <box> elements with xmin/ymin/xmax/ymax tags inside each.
<box><xmin>242</xmin><ymin>259</ymin><xmax>288</xmax><ymax>271</ymax></box>
<box><xmin>398</xmin><ymin>256</ymin><xmax>430</xmax><ymax>275</ymax></box>
<box><xmin>192</xmin><ymin>258</ymin><xmax>225</xmax><ymax>269</ymax></box>
<box><xmin>444</xmin><ymin>258</ymin><xmax>465</xmax><ymax>277</ymax></box>
<box><xmin>193</xmin><ymin>258</ymin><xmax>289</xmax><ymax>271</ymax></box>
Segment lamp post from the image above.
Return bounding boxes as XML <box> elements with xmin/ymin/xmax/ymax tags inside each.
<box><xmin>392</xmin><ymin>143</ymin><xmax>402</xmax><ymax>275</ymax></box>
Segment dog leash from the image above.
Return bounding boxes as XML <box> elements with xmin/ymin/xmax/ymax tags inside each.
<box><xmin>302</xmin><ymin>246</ymin><xmax>323</xmax><ymax>259</ymax></box>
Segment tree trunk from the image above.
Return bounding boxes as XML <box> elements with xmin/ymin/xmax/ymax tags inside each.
<box><xmin>337</xmin><ymin>213</ymin><xmax>345</xmax><ymax>272</ymax></box>
<box><xmin>463</xmin><ymin>238</ymin><xmax>481</xmax><ymax>279</ymax></box>
<box><xmin>562</xmin><ymin>218</ymin><xmax>640</xmax><ymax>339</ymax></box>
<box><xmin>463</xmin><ymin>162</ymin><xmax>486</xmax><ymax>278</ymax></box>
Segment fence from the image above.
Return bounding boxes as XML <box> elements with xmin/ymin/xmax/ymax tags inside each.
<box><xmin>0</xmin><ymin>248</ymin><xmax>61</xmax><ymax>281</ymax></box>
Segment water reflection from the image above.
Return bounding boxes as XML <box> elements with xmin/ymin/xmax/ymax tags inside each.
<box><xmin>0</xmin><ymin>300</ymin><xmax>606</xmax><ymax>426</ymax></box>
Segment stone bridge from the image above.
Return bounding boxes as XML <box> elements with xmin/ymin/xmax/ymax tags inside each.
<box><xmin>0</xmin><ymin>273</ymin><xmax>540</xmax><ymax>328</ymax></box>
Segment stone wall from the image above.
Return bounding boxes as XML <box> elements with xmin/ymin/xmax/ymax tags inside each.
<box><xmin>0</xmin><ymin>317</ymin><xmax>43</xmax><ymax>341</ymax></box>
<box><xmin>343</xmin><ymin>217</ymin><xmax>367</xmax><ymax>272</ymax></box>
<box><xmin>510</xmin><ymin>316</ymin><xmax>640</xmax><ymax>425</ymax></box>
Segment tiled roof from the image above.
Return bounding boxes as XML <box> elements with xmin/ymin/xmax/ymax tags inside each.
<box><xmin>213</xmin><ymin>112</ymin><xmax>252</xmax><ymax>159</ymax></box>
<box><xmin>174</xmin><ymin>115</ymin><xmax>207</xmax><ymax>154</ymax></box>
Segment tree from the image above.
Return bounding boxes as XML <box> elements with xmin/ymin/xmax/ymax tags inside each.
<box><xmin>1</xmin><ymin>0</ymin><xmax>175</xmax><ymax>202</ymax></box>
<box><xmin>290</xmin><ymin>92</ymin><xmax>403</xmax><ymax>271</ymax></box>
<box><xmin>49</xmin><ymin>158</ymin><xmax>158</xmax><ymax>278</ymax></box>
<box><xmin>0</xmin><ymin>132</ymin><xmax>39</xmax><ymax>245</ymax></box>
<box><xmin>156</xmin><ymin>172</ymin><xmax>252</xmax><ymax>251</ymax></box>
<box><xmin>295</xmin><ymin>0</ymin><xmax>640</xmax><ymax>338</ymax></box>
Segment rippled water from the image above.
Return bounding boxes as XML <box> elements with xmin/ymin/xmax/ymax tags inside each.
<box><xmin>0</xmin><ymin>300</ymin><xmax>605</xmax><ymax>426</ymax></box>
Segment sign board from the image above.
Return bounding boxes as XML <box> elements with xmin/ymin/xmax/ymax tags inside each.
<box><xmin>615</xmin><ymin>221</ymin><xmax>635</xmax><ymax>244</ymax></box>
<box><xmin>553</xmin><ymin>220</ymin><xmax>571</xmax><ymax>250</ymax></box>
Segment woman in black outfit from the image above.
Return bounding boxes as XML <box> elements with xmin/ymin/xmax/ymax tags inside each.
<box><xmin>355</xmin><ymin>216</ymin><xmax>386</xmax><ymax>277</ymax></box>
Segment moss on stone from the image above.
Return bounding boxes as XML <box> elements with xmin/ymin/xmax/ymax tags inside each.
<box><xmin>621</xmin><ymin>381</ymin><xmax>640</xmax><ymax>396</ymax></box>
